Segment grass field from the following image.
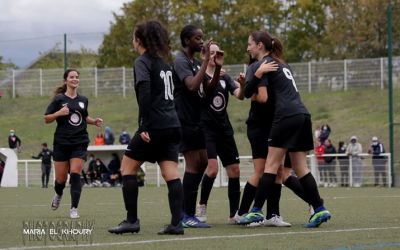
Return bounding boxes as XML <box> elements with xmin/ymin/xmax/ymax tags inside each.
<box><xmin>0</xmin><ymin>186</ymin><xmax>400</xmax><ymax>249</ymax></box>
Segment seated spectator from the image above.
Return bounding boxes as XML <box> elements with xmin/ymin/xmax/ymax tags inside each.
<box><xmin>104</xmin><ymin>126</ymin><xmax>115</xmax><ymax>145</ymax></box>
<box><xmin>108</xmin><ymin>153</ymin><xmax>121</xmax><ymax>186</ymax></box>
<box><xmin>87</xmin><ymin>155</ymin><xmax>100</xmax><ymax>185</ymax></box>
<box><xmin>94</xmin><ymin>131</ymin><xmax>105</xmax><ymax>145</ymax></box>
<box><xmin>119</xmin><ymin>129</ymin><xmax>131</xmax><ymax>145</ymax></box>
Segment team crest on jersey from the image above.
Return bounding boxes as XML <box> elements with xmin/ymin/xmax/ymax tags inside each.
<box><xmin>79</xmin><ymin>102</ymin><xmax>85</xmax><ymax>109</ymax></box>
<box><xmin>219</xmin><ymin>80</ymin><xmax>226</xmax><ymax>89</ymax></box>
<box><xmin>210</xmin><ymin>92</ymin><xmax>226</xmax><ymax>112</ymax></box>
<box><xmin>198</xmin><ymin>83</ymin><xmax>204</xmax><ymax>97</ymax></box>
<box><xmin>69</xmin><ymin>111</ymin><xmax>83</xmax><ymax>127</ymax></box>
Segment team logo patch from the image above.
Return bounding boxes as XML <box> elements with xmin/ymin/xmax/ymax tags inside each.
<box><xmin>69</xmin><ymin>111</ymin><xmax>83</xmax><ymax>127</ymax></box>
<box><xmin>210</xmin><ymin>92</ymin><xmax>226</xmax><ymax>112</ymax></box>
<box><xmin>219</xmin><ymin>80</ymin><xmax>226</xmax><ymax>89</ymax></box>
<box><xmin>79</xmin><ymin>102</ymin><xmax>85</xmax><ymax>109</ymax></box>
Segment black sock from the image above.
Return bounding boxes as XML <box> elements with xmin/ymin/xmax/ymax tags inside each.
<box><xmin>69</xmin><ymin>173</ymin><xmax>82</xmax><ymax>209</ymax></box>
<box><xmin>299</xmin><ymin>173</ymin><xmax>323</xmax><ymax>209</ymax></box>
<box><xmin>253</xmin><ymin>177</ymin><xmax>266</xmax><ymax>210</ymax></box>
<box><xmin>284</xmin><ymin>175</ymin><xmax>309</xmax><ymax>204</ymax></box>
<box><xmin>260</xmin><ymin>173</ymin><xmax>277</xmax><ymax>215</ymax></box>
<box><xmin>167</xmin><ymin>178</ymin><xmax>183</xmax><ymax>226</ymax></box>
<box><xmin>54</xmin><ymin>180</ymin><xmax>65</xmax><ymax>196</ymax></box>
<box><xmin>267</xmin><ymin>184</ymin><xmax>281</xmax><ymax>219</ymax></box>
<box><xmin>45</xmin><ymin>173</ymin><xmax>50</xmax><ymax>187</ymax></box>
<box><xmin>122</xmin><ymin>175</ymin><xmax>138</xmax><ymax>223</ymax></box>
<box><xmin>182</xmin><ymin>172</ymin><xmax>203</xmax><ymax>216</ymax></box>
<box><xmin>228</xmin><ymin>177</ymin><xmax>241</xmax><ymax>217</ymax></box>
<box><xmin>238</xmin><ymin>182</ymin><xmax>257</xmax><ymax>215</ymax></box>
<box><xmin>199</xmin><ymin>174</ymin><xmax>216</xmax><ymax>205</ymax></box>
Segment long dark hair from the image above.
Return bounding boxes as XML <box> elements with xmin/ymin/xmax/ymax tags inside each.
<box><xmin>180</xmin><ymin>24</ymin><xmax>199</xmax><ymax>48</ymax></box>
<box><xmin>134</xmin><ymin>20</ymin><xmax>170</xmax><ymax>59</ymax></box>
<box><xmin>54</xmin><ymin>69</ymin><xmax>80</xmax><ymax>95</ymax></box>
<box><xmin>250</xmin><ymin>30</ymin><xmax>284</xmax><ymax>64</ymax></box>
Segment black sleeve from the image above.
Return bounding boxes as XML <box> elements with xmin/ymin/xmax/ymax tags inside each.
<box><xmin>45</xmin><ymin>95</ymin><xmax>61</xmax><ymax>115</ymax></box>
<box><xmin>244</xmin><ymin>64</ymin><xmax>261</xmax><ymax>98</ymax></box>
<box><xmin>32</xmin><ymin>152</ymin><xmax>42</xmax><ymax>159</ymax></box>
<box><xmin>134</xmin><ymin>58</ymin><xmax>151</xmax><ymax>133</ymax></box>
<box><xmin>226</xmin><ymin>74</ymin><xmax>238</xmax><ymax>95</ymax></box>
<box><xmin>16</xmin><ymin>136</ymin><xmax>21</xmax><ymax>146</ymax></box>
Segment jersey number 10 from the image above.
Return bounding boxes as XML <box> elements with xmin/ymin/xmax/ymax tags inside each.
<box><xmin>160</xmin><ymin>70</ymin><xmax>174</xmax><ymax>100</ymax></box>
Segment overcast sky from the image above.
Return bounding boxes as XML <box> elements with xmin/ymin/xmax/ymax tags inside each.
<box><xmin>0</xmin><ymin>0</ymin><xmax>131</xmax><ymax>68</ymax></box>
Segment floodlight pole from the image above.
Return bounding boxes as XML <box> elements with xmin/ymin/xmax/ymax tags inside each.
<box><xmin>387</xmin><ymin>4</ymin><xmax>395</xmax><ymax>187</ymax></box>
<box><xmin>64</xmin><ymin>33</ymin><xmax>67</xmax><ymax>72</ymax></box>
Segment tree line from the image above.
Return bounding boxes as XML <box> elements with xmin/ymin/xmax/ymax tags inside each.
<box><xmin>98</xmin><ymin>0</ymin><xmax>400</xmax><ymax>68</ymax></box>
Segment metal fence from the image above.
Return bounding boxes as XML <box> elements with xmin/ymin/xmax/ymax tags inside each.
<box><xmin>1</xmin><ymin>56</ymin><xmax>399</xmax><ymax>98</ymax></box>
<box><xmin>17</xmin><ymin>153</ymin><xmax>391</xmax><ymax>188</ymax></box>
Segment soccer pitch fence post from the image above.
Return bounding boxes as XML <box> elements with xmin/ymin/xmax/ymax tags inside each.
<box><xmin>387</xmin><ymin>4</ymin><xmax>395</xmax><ymax>187</ymax></box>
<box><xmin>63</xmin><ymin>33</ymin><xmax>67</xmax><ymax>72</ymax></box>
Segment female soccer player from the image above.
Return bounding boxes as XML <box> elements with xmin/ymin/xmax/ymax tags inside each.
<box><xmin>195</xmin><ymin>42</ymin><xmax>244</xmax><ymax>224</ymax></box>
<box><xmin>45</xmin><ymin>69</ymin><xmax>103</xmax><ymax>219</ymax></box>
<box><xmin>247</xmin><ymin>30</ymin><xmax>331</xmax><ymax>228</ymax></box>
<box><xmin>173</xmin><ymin>24</ymin><xmax>219</xmax><ymax>228</ymax></box>
<box><xmin>108</xmin><ymin>20</ymin><xmax>184</xmax><ymax>235</ymax></box>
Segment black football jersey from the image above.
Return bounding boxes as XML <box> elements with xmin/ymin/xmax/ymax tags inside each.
<box><xmin>45</xmin><ymin>94</ymin><xmax>89</xmax><ymax>145</ymax></box>
<box><xmin>172</xmin><ymin>51</ymin><xmax>203</xmax><ymax>126</ymax></box>
<box><xmin>201</xmin><ymin>73</ymin><xmax>238</xmax><ymax>133</ymax></box>
<box><xmin>260</xmin><ymin>56</ymin><xmax>309</xmax><ymax>121</ymax></box>
<box><xmin>134</xmin><ymin>52</ymin><xmax>180</xmax><ymax>131</ymax></box>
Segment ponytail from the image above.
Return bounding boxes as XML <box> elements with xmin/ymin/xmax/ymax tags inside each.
<box><xmin>250</xmin><ymin>31</ymin><xmax>284</xmax><ymax>64</ymax></box>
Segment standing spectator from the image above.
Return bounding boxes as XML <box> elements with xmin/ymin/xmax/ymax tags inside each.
<box><xmin>368</xmin><ymin>136</ymin><xmax>386</xmax><ymax>186</ymax></box>
<box><xmin>319</xmin><ymin>124</ymin><xmax>331</xmax><ymax>144</ymax></box>
<box><xmin>119</xmin><ymin>129</ymin><xmax>131</xmax><ymax>145</ymax></box>
<box><xmin>315</xmin><ymin>141</ymin><xmax>327</xmax><ymax>186</ymax></box>
<box><xmin>32</xmin><ymin>142</ymin><xmax>53</xmax><ymax>188</ymax></box>
<box><xmin>104</xmin><ymin>127</ymin><xmax>115</xmax><ymax>145</ymax></box>
<box><xmin>8</xmin><ymin>129</ymin><xmax>21</xmax><ymax>153</ymax></box>
<box><xmin>346</xmin><ymin>136</ymin><xmax>363</xmax><ymax>187</ymax></box>
<box><xmin>337</xmin><ymin>141</ymin><xmax>349</xmax><ymax>187</ymax></box>
<box><xmin>0</xmin><ymin>159</ymin><xmax>5</xmax><ymax>184</ymax></box>
<box><xmin>324</xmin><ymin>139</ymin><xmax>337</xmax><ymax>187</ymax></box>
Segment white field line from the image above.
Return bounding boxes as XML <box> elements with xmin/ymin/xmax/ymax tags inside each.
<box><xmin>3</xmin><ymin>226</ymin><xmax>400</xmax><ymax>250</ymax></box>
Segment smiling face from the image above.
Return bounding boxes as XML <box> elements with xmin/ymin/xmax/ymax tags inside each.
<box><xmin>186</xmin><ymin>29</ymin><xmax>204</xmax><ymax>52</ymax></box>
<box><xmin>65</xmin><ymin>70</ymin><xmax>80</xmax><ymax>90</ymax></box>
<box><xmin>247</xmin><ymin>35</ymin><xmax>263</xmax><ymax>60</ymax></box>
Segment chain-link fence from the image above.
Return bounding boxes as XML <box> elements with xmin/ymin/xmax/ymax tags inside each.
<box><xmin>1</xmin><ymin>56</ymin><xmax>400</xmax><ymax>98</ymax></box>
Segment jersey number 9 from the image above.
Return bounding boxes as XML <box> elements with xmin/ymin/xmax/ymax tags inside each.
<box><xmin>283</xmin><ymin>68</ymin><xmax>298</xmax><ymax>92</ymax></box>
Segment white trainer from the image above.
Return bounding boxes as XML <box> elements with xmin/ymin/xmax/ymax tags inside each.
<box><xmin>51</xmin><ymin>194</ymin><xmax>62</xmax><ymax>210</ymax></box>
<box><xmin>263</xmin><ymin>215</ymin><xmax>291</xmax><ymax>227</ymax></box>
<box><xmin>70</xmin><ymin>207</ymin><xmax>80</xmax><ymax>219</ymax></box>
<box><xmin>228</xmin><ymin>211</ymin><xmax>241</xmax><ymax>225</ymax></box>
<box><xmin>195</xmin><ymin>204</ymin><xmax>207</xmax><ymax>223</ymax></box>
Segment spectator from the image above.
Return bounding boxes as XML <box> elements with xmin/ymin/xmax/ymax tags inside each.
<box><xmin>87</xmin><ymin>154</ymin><xmax>100</xmax><ymax>185</ymax></box>
<box><xmin>94</xmin><ymin>129</ymin><xmax>105</xmax><ymax>145</ymax></box>
<box><xmin>137</xmin><ymin>166</ymin><xmax>146</xmax><ymax>187</ymax></box>
<box><xmin>108</xmin><ymin>153</ymin><xmax>121</xmax><ymax>186</ymax></box>
<box><xmin>119</xmin><ymin>129</ymin><xmax>131</xmax><ymax>145</ymax></box>
<box><xmin>32</xmin><ymin>142</ymin><xmax>53</xmax><ymax>188</ymax></box>
<box><xmin>324</xmin><ymin>139</ymin><xmax>337</xmax><ymax>187</ymax></box>
<box><xmin>319</xmin><ymin>124</ymin><xmax>331</xmax><ymax>144</ymax></box>
<box><xmin>315</xmin><ymin>141</ymin><xmax>327</xmax><ymax>186</ymax></box>
<box><xmin>337</xmin><ymin>141</ymin><xmax>349</xmax><ymax>187</ymax></box>
<box><xmin>8</xmin><ymin>129</ymin><xmax>21</xmax><ymax>153</ymax></box>
<box><xmin>346</xmin><ymin>135</ymin><xmax>363</xmax><ymax>187</ymax></box>
<box><xmin>104</xmin><ymin>127</ymin><xmax>115</xmax><ymax>145</ymax></box>
<box><xmin>94</xmin><ymin>158</ymin><xmax>109</xmax><ymax>186</ymax></box>
<box><xmin>368</xmin><ymin>136</ymin><xmax>387</xmax><ymax>186</ymax></box>
<box><xmin>0</xmin><ymin>159</ymin><xmax>5</xmax><ymax>184</ymax></box>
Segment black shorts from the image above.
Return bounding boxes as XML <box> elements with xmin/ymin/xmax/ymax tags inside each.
<box><xmin>247</xmin><ymin>124</ymin><xmax>270</xmax><ymax>159</ymax></box>
<box><xmin>53</xmin><ymin>143</ymin><xmax>88</xmax><ymax>162</ymax></box>
<box><xmin>179</xmin><ymin>125</ymin><xmax>206</xmax><ymax>153</ymax></box>
<box><xmin>268</xmin><ymin>114</ymin><xmax>314</xmax><ymax>152</ymax></box>
<box><xmin>203</xmin><ymin>128</ymin><xmax>239</xmax><ymax>167</ymax></box>
<box><xmin>125</xmin><ymin>128</ymin><xmax>181</xmax><ymax>163</ymax></box>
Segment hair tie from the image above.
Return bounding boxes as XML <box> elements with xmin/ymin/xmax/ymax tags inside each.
<box><xmin>271</xmin><ymin>38</ymin><xmax>275</xmax><ymax>45</ymax></box>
